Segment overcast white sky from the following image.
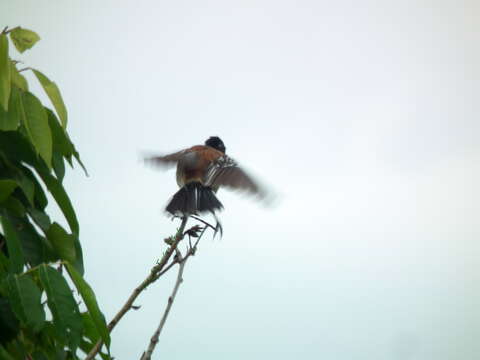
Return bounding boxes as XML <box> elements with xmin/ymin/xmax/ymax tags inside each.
<box><xmin>4</xmin><ymin>1</ymin><xmax>480</xmax><ymax>359</ymax></box>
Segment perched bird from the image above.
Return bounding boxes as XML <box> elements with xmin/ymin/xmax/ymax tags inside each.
<box><xmin>146</xmin><ymin>136</ymin><xmax>266</xmax><ymax>217</ymax></box>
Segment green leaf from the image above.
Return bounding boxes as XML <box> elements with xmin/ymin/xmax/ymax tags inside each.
<box><xmin>0</xmin><ymin>129</ymin><xmax>37</xmax><ymax>166</ymax></box>
<box><xmin>66</xmin><ymin>263</ymin><xmax>110</xmax><ymax>349</ymax></box>
<box><xmin>1</xmin><ymin>215</ymin><xmax>24</xmax><ymax>273</ymax></box>
<box><xmin>39</xmin><ymin>264</ymin><xmax>83</xmax><ymax>352</ymax></box>
<box><xmin>0</xmin><ymin>94</ymin><xmax>22</xmax><ymax>131</ymax></box>
<box><xmin>46</xmin><ymin>222</ymin><xmax>76</xmax><ymax>263</ymax></box>
<box><xmin>0</xmin><ymin>179</ymin><xmax>18</xmax><ymax>202</ymax></box>
<box><xmin>46</xmin><ymin>109</ymin><xmax>88</xmax><ymax>176</ymax></box>
<box><xmin>20</xmin><ymin>92</ymin><xmax>52</xmax><ymax>168</ymax></box>
<box><xmin>10</xmin><ymin>62</ymin><xmax>28</xmax><ymax>91</ymax></box>
<box><xmin>0</xmin><ymin>250</ymin><xmax>9</xmax><ymax>275</ymax></box>
<box><xmin>0</xmin><ymin>85</ymin><xmax>22</xmax><ymax>131</ymax></box>
<box><xmin>0</xmin><ymin>345</ymin><xmax>16</xmax><ymax>360</ymax></box>
<box><xmin>79</xmin><ymin>339</ymin><xmax>95</xmax><ymax>355</ymax></box>
<box><xmin>6</xmin><ymin>273</ymin><xmax>45</xmax><ymax>331</ymax></box>
<box><xmin>79</xmin><ymin>339</ymin><xmax>111</xmax><ymax>360</ymax></box>
<box><xmin>16</xmin><ymin>171</ymin><xmax>35</xmax><ymax>205</ymax></box>
<box><xmin>31</xmin><ymin>351</ymin><xmax>49</xmax><ymax>360</ymax></box>
<box><xmin>0</xmin><ymin>296</ymin><xmax>20</xmax><ymax>344</ymax></box>
<box><xmin>8</xmin><ymin>215</ymin><xmax>56</xmax><ymax>266</ymax></box>
<box><xmin>36</xmin><ymin>170</ymin><xmax>79</xmax><ymax>235</ymax></box>
<box><xmin>80</xmin><ymin>312</ymin><xmax>100</xmax><ymax>343</ymax></box>
<box><xmin>46</xmin><ymin>108</ymin><xmax>73</xmax><ymax>156</ymax></box>
<box><xmin>72</xmin><ymin>235</ymin><xmax>84</xmax><ymax>276</ymax></box>
<box><xmin>2</xmin><ymin>196</ymin><xmax>25</xmax><ymax>217</ymax></box>
<box><xmin>73</xmin><ymin>149</ymin><xmax>88</xmax><ymax>176</ymax></box>
<box><xmin>9</xmin><ymin>27</ymin><xmax>40</xmax><ymax>53</ymax></box>
<box><xmin>27</xmin><ymin>207</ymin><xmax>51</xmax><ymax>232</ymax></box>
<box><xmin>0</xmin><ymin>34</ymin><xmax>10</xmax><ymax>111</ymax></box>
<box><xmin>33</xmin><ymin>70</ymin><xmax>67</xmax><ymax>129</ymax></box>
<box><xmin>52</xmin><ymin>151</ymin><xmax>65</xmax><ymax>182</ymax></box>
<box><xmin>21</xmin><ymin>166</ymin><xmax>48</xmax><ymax>210</ymax></box>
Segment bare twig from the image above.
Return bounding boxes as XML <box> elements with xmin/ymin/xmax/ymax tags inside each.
<box><xmin>153</xmin><ymin>257</ymin><xmax>179</xmax><ymax>280</ymax></box>
<box><xmin>85</xmin><ymin>216</ymin><xmax>189</xmax><ymax>360</ymax></box>
<box><xmin>140</xmin><ymin>256</ymin><xmax>186</xmax><ymax>360</ymax></box>
<box><xmin>140</xmin><ymin>226</ymin><xmax>206</xmax><ymax>359</ymax></box>
<box><xmin>153</xmin><ymin>225</ymin><xmax>206</xmax><ymax>281</ymax></box>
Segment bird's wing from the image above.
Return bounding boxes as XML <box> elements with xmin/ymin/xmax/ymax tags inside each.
<box><xmin>144</xmin><ymin>149</ymin><xmax>188</xmax><ymax>169</ymax></box>
<box><xmin>203</xmin><ymin>156</ymin><xmax>266</xmax><ymax>198</ymax></box>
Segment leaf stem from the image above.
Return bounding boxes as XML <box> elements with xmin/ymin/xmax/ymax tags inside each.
<box><xmin>2</xmin><ymin>26</ymin><xmax>20</xmax><ymax>35</ymax></box>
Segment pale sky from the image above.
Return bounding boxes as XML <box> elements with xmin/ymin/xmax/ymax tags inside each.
<box><xmin>4</xmin><ymin>1</ymin><xmax>479</xmax><ymax>359</ymax></box>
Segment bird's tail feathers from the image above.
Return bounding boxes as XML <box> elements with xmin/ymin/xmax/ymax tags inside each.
<box><xmin>166</xmin><ymin>182</ymin><xmax>223</xmax><ymax>216</ymax></box>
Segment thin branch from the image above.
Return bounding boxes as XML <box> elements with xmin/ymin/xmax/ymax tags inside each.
<box><xmin>140</xmin><ymin>226</ymin><xmax>206</xmax><ymax>359</ymax></box>
<box><xmin>153</xmin><ymin>257</ymin><xmax>179</xmax><ymax>280</ymax></box>
<box><xmin>140</xmin><ymin>256</ymin><xmax>186</xmax><ymax>360</ymax></box>
<box><xmin>153</xmin><ymin>225</ymin><xmax>206</xmax><ymax>281</ymax></box>
<box><xmin>85</xmin><ymin>216</ymin><xmax>189</xmax><ymax>360</ymax></box>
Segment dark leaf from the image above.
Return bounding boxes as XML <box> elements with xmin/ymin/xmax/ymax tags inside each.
<box><xmin>31</xmin><ymin>351</ymin><xmax>49</xmax><ymax>360</ymax></box>
<box><xmin>27</xmin><ymin>207</ymin><xmax>51</xmax><ymax>232</ymax></box>
<box><xmin>0</xmin><ymin>345</ymin><xmax>16</xmax><ymax>360</ymax></box>
<box><xmin>2</xmin><ymin>123</ymin><xmax>78</xmax><ymax>234</ymax></box>
<box><xmin>16</xmin><ymin>170</ymin><xmax>35</xmax><ymax>205</ymax></box>
<box><xmin>66</xmin><ymin>263</ymin><xmax>110</xmax><ymax>349</ymax></box>
<box><xmin>0</xmin><ymin>215</ymin><xmax>24</xmax><ymax>273</ymax></box>
<box><xmin>36</xmin><ymin>170</ymin><xmax>79</xmax><ymax>236</ymax></box>
<box><xmin>81</xmin><ymin>312</ymin><xmax>100</xmax><ymax>343</ymax></box>
<box><xmin>72</xmin><ymin>149</ymin><xmax>88</xmax><ymax>176</ymax></box>
<box><xmin>47</xmin><ymin>222</ymin><xmax>76</xmax><ymax>264</ymax></box>
<box><xmin>72</xmin><ymin>235</ymin><xmax>84</xmax><ymax>276</ymax></box>
<box><xmin>0</xmin><ymin>179</ymin><xmax>18</xmax><ymax>203</ymax></box>
<box><xmin>1</xmin><ymin>196</ymin><xmax>25</xmax><ymax>217</ymax></box>
<box><xmin>0</xmin><ymin>130</ymin><xmax>37</xmax><ymax>167</ymax></box>
<box><xmin>0</xmin><ymin>296</ymin><xmax>20</xmax><ymax>344</ymax></box>
<box><xmin>46</xmin><ymin>109</ymin><xmax>73</xmax><ymax>157</ymax></box>
<box><xmin>46</xmin><ymin>109</ymin><xmax>87</xmax><ymax>176</ymax></box>
<box><xmin>6</xmin><ymin>273</ymin><xmax>45</xmax><ymax>332</ymax></box>
<box><xmin>52</xmin><ymin>152</ymin><xmax>65</xmax><ymax>182</ymax></box>
<box><xmin>39</xmin><ymin>264</ymin><xmax>83</xmax><ymax>352</ymax></box>
<box><xmin>9</xmin><ymin>215</ymin><xmax>56</xmax><ymax>266</ymax></box>
<box><xmin>21</xmin><ymin>166</ymin><xmax>48</xmax><ymax>210</ymax></box>
<box><xmin>79</xmin><ymin>340</ymin><xmax>111</xmax><ymax>360</ymax></box>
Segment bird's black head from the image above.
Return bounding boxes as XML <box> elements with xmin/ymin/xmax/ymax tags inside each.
<box><xmin>205</xmin><ymin>136</ymin><xmax>226</xmax><ymax>153</ymax></box>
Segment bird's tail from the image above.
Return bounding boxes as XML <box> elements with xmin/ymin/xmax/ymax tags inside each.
<box><xmin>166</xmin><ymin>182</ymin><xmax>223</xmax><ymax>216</ymax></box>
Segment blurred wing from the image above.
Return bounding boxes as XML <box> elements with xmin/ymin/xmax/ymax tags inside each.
<box><xmin>204</xmin><ymin>156</ymin><xmax>265</xmax><ymax>197</ymax></box>
<box><xmin>144</xmin><ymin>149</ymin><xmax>187</xmax><ymax>169</ymax></box>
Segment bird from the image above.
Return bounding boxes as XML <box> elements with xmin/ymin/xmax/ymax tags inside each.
<box><xmin>145</xmin><ymin>136</ymin><xmax>266</xmax><ymax>217</ymax></box>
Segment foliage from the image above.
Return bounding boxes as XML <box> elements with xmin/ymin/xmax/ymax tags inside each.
<box><xmin>0</xmin><ymin>26</ymin><xmax>110</xmax><ymax>359</ymax></box>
